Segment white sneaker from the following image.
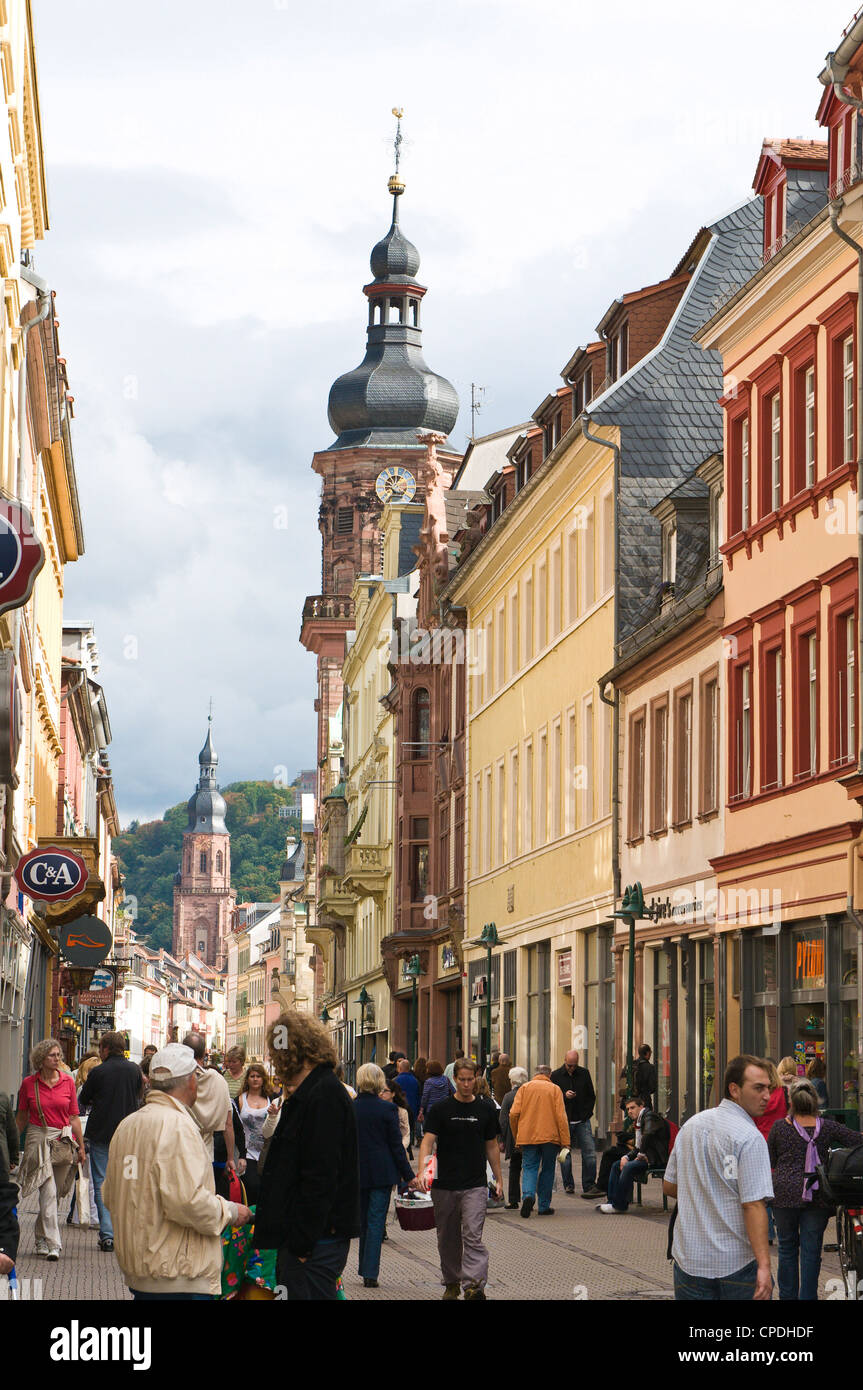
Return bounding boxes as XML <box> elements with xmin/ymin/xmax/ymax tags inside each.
<box><xmin>597</xmin><ymin>1203</ymin><xmax>625</xmax><ymax>1214</ymax></box>
<box><xmin>46</xmin><ymin>1247</ymin><xmax>60</xmax><ymax>1261</ymax></box>
<box><xmin>35</xmin><ymin>1236</ymin><xmax>49</xmax><ymax>1256</ymax></box>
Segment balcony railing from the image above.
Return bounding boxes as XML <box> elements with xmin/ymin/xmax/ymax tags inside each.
<box><xmin>343</xmin><ymin>843</ymin><xmax>390</xmax><ymax>904</ymax></box>
<box><xmin>829</xmin><ymin>161</ymin><xmax>863</xmax><ymax>202</ymax></box>
<box><xmin>302</xmin><ymin>595</ymin><xmax>355</xmax><ymax>624</ymax></box>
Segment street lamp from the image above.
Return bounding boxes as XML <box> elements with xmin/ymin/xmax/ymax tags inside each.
<box><xmin>320</xmin><ymin>1005</ymin><xmax>331</xmax><ymax>1024</ymax></box>
<box><xmin>613</xmin><ymin>883</ymin><xmax>645</xmax><ymax>1099</ymax></box>
<box><xmin>405</xmin><ymin>955</ymin><xmax>422</xmax><ymax>1063</ymax></box>
<box><xmin>357</xmin><ymin>986</ymin><xmax>371</xmax><ymax>1069</ymax></box>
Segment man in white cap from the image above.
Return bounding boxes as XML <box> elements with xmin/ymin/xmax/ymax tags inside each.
<box><xmin>102</xmin><ymin>1043</ymin><xmax>251</xmax><ymax>1300</ymax></box>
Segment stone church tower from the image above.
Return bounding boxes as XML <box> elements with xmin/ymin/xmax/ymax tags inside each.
<box><xmin>300</xmin><ymin>118</ymin><xmax>462</xmax><ymax>899</ymax></box>
<box><xmin>172</xmin><ymin>718</ymin><xmax>234</xmax><ymax>967</ymax></box>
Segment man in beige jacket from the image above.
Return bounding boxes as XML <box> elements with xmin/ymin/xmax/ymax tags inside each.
<box><xmin>509</xmin><ymin>1065</ymin><xmax>570</xmax><ymax>1220</ymax></box>
<box><xmin>103</xmin><ymin>1043</ymin><xmax>250</xmax><ymax>1299</ymax></box>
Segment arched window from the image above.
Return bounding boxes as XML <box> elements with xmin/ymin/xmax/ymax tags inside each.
<box><xmin>216</xmin><ymin>851</ymin><xmax>223</xmax><ymax>873</ymax></box>
<box><xmin>409</xmin><ymin>298</ymin><xmax>419</xmax><ymax>326</ymax></box>
<box><xmin>200</xmin><ymin>851</ymin><xmax>207</xmax><ymax>872</ymax></box>
<box><xmin>375</xmin><ymin>302</ymin><xmax>384</xmax><ymax>325</ymax></box>
<box><xmin>388</xmin><ymin>298</ymin><xmax>404</xmax><ymax>324</ymax></box>
<box><xmin>411</xmin><ymin>687</ymin><xmax>430</xmax><ymax>759</ymax></box>
<box><xmin>185</xmin><ymin>854</ymin><xmax>190</xmax><ymax>873</ymax></box>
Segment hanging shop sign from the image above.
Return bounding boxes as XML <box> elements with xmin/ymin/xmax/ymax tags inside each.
<box><xmin>15</xmin><ymin>845</ymin><xmax>89</xmax><ymax>902</ymax></box>
<box><xmin>58</xmin><ymin>915</ymin><xmax>113</xmax><ymax>967</ymax></box>
<box><xmin>441</xmin><ymin>944</ymin><xmax>458</xmax><ymax>972</ymax></box>
<box><xmin>0</xmin><ymin>650</ymin><xmax>23</xmax><ymax>787</ymax></box>
<box><xmin>557</xmin><ymin>950</ymin><xmax>572</xmax><ymax>989</ymax></box>
<box><xmin>79</xmin><ymin>966</ymin><xmax>116</xmax><ymax>1008</ymax></box>
<box><xmin>0</xmin><ymin>500</ymin><xmax>45</xmax><ymax>618</ymax></box>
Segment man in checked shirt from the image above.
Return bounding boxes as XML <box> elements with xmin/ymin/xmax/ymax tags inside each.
<box><xmin>663</xmin><ymin>1054</ymin><xmax>774</xmax><ymax>1300</ymax></box>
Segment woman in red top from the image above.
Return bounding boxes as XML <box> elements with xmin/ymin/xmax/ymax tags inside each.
<box><xmin>16</xmin><ymin>1039</ymin><xmax>85</xmax><ymax>1261</ymax></box>
<box><xmin>757</xmin><ymin>1059</ymin><xmax>788</xmax><ymax>1246</ymax></box>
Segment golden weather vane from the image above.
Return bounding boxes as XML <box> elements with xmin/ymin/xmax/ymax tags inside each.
<box><xmin>388</xmin><ymin>108</ymin><xmax>406</xmax><ymax>197</ymax></box>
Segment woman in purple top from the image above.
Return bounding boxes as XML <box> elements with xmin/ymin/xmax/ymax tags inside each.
<box><xmin>767</xmin><ymin>1078</ymin><xmax>863</xmax><ymax>1301</ymax></box>
<box><xmin>418</xmin><ymin>1061</ymin><xmax>454</xmax><ymax>1124</ymax></box>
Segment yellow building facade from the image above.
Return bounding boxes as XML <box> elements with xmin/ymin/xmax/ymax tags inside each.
<box><xmin>446</xmin><ymin>423</ymin><xmax>616</xmax><ymax>1120</ymax></box>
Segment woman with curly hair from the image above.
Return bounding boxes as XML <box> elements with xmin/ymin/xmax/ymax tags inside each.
<box><xmin>253</xmin><ymin>1012</ymin><xmax>361</xmax><ymax>1300</ymax></box>
<box><xmin>16</xmin><ymin>1039</ymin><xmax>85</xmax><ymax>1260</ymax></box>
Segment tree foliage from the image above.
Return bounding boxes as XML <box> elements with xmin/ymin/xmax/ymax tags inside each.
<box><xmin>114</xmin><ymin>781</ymin><xmax>302</xmax><ymax>954</ymax></box>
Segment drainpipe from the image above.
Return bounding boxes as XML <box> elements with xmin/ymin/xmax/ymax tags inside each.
<box><xmin>847</xmin><ymin>832</ymin><xmax>863</xmax><ymax>1124</ymax></box>
<box><xmin>827</xmin><ymin>201</ymin><xmax>863</xmax><ymax>776</ymax></box>
<box><xmin>581</xmin><ymin>415</ymin><xmax>621</xmax><ymax>901</ymax></box>
<box><xmin>824</xmin><ymin>63</ymin><xmax>863</xmax><ymax>1128</ymax></box>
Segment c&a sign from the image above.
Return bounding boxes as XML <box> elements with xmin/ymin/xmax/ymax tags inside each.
<box><xmin>14</xmin><ymin>845</ymin><xmax>89</xmax><ymax>902</ymax></box>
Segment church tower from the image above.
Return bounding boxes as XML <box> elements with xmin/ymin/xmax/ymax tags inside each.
<box><xmin>172</xmin><ymin>717</ymin><xmax>234</xmax><ymax>968</ymax></box>
<box><xmin>301</xmin><ymin>112</ymin><xmax>461</xmax><ymax>844</ymax></box>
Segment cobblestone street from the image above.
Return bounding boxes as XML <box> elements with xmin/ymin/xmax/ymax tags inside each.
<box><xmin>9</xmin><ymin>1162</ymin><xmax>848</xmax><ymax>1302</ymax></box>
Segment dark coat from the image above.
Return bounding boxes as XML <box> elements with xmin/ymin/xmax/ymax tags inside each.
<box><xmin>77</xmin><ymin>1054</ymin><xmax>143</xmax><ymax>1144</ymax></box>
<box><xmin>499</xmin><ymin>1084</ymin><xmax>524</xmax><ymax>1159</ymax></box>
<box><xmin>254</xmin><ymin>1064</ymin><xmax>361</xmax><ymax>1259</ymax></box>
<box><xmin>634</xmin><ymin>1108</ymin><xmax>670</xmax><ymax>1168</ymax></box>
<box><xmin>0</xmin><ymin>1093</ymin><xmax>19</xmax><ymax>1184</ymax></box>
<box><xmin>0</xmin><ymin>1180</ymin><xmax>18</xmax><ymax>1265</ymax></box>
<box><xmin>550</xmin><ymin>1064</ymin><xmax>596</xmax><ymax>1124</ymax></box>
<box><xmin>394</xmin><ymin>1071</ymin><xmax>420</xmax><ymax>1117</ymax></box>
<box><xmin>354</xmin><ymin>1093</ymin><xmax>415</xmax><ymax>1189</ymax></box>
<box><xmin>633</xmin><ymin>1059</ymin><xmax>657</xmax><ymax>1107</ymax></box>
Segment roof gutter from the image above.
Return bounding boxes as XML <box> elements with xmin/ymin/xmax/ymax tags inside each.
<box><xmin>582</xmin><ymin>414</ymin><xmax>621</xmax><ymax>901</ymax></box>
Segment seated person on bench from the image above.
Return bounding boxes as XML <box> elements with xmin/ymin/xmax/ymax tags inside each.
<box><xmin>596</xmin><ymin>1097</ymin><xmax>669</xmax><ymax>1214</ymax></box>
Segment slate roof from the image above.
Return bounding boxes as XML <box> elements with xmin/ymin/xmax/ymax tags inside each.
<box><xmin>453</xmin><ymin>424</ymin><xmax>531</xmax><ymax>489</ymax></box>
<box><xmin>587</xmin><ymin>196</ymin><xmax>765</xmax><ymax>644</ymax></box>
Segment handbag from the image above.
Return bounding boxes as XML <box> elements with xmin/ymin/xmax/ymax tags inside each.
<box><xmin>34</xmin><ymin>1079</ymin><xmax>77</xmax><ymax>1168</ymax></box>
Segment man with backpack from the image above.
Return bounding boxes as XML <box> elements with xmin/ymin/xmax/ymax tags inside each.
<box><xmin>597</xmin><ymin>1095</ymin><xmax>670</xmax><ymax>1214</ymax></box>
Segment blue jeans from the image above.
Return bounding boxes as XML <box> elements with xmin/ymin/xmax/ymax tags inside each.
<box><xmin>673</xmin><ymin>1258</ymin><xmax>760</xmax><ymax>1300</ymax></box>
<box><xmin>607</xmin><ymin>1156</ymin><xmax>647</xmax><ymax>1211</ymax></box>
<box><xmin>520</xmin><ymin>1143</ymin><xmax>558</xmax><ymax>1212</ymax></box>
<box><xmin>774</xmin><ymin>1205</ymin><xmax>830</xmax><ymax>1301</ymax></box>
<box><xmin>562</xmin><ymin>1120</ymin><xmax>597</xmax><ymax>1191</ymax></box>
<box><xmin>359</xmin><ymin>1186</ymin><xmax>391</xmax><ymax>1279</ymax></box>
<box><xmin>88</xmin><ymin>1140</ymin><xmax>112</xmax><ymax>1241</ymax></box>
<box><xmin>277</xmin><ymin>1236</ymin><xmax>350</xmax><ymax>1300</ymax></box>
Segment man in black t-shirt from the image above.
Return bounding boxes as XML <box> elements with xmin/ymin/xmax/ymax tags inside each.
<box><xmin>417</xmin><ymin>1059</ymin><xmax>502</xmax><ymax>1301</ymax></box>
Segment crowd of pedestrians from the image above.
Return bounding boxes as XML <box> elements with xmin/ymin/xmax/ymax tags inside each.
<box><xmin>3</xmin><ymin>1023</ymin><xmax>862</xmax><ymax>1303</ymax></box>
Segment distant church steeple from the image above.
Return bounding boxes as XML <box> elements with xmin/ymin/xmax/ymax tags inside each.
<box><xmin>173</xmin><ymin>711</ymin><xmax>234</xmax><ymax>967</ymax></box>
<box><xmin>326</xmin><ymin>109</ymin><xmax>459</xmax><ymax>451</ymax></box>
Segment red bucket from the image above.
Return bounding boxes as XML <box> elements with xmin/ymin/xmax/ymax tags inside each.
<box><xmin>394</xmin><ymin>1194</ymin><xmax>436</xmax><ymax>1232</ymax></box>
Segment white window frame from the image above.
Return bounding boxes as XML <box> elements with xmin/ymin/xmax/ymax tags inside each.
<box><xmin>771</xmin><ymin>391</ymin><xmax>781</xmax><ymax>513</ymax></box>
<box><xmin>805</xmin><ymin>366</ymin><xmax>816</xmax><ymax>488</ymax></box>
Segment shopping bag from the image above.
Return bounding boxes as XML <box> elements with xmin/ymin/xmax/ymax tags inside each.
<box><xmin>75</xmin><ymin>1168</ymin><xmax>91</xmax><ymax>1222</ymax></box>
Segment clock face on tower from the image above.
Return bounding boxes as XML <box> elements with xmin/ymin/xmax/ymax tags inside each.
<box><xmin>375</xmin><ymin>466</ymin><xmax>417</xmax><ymax>504</ymax></box>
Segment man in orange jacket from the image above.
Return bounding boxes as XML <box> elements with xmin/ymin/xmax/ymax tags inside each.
<box><xmin>509</xmin><ymin>1065</ymin><xmax>570</xmax><ymax>1218</ymax></box>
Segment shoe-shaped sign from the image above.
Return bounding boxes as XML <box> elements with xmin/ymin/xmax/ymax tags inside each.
<box><xmin>15</xmin><ymin>844</ymin><xmax>89</xmax><ymax>902</ymax></box>
<box><xmin>0</xmin><ymin>500</ymin><xmax>45</xmax><ymax>618</ymax></box>
<box><xmin>58</xmin><ymin>914</ymin><xmax>113</xmax><ymax>967</ymax></box>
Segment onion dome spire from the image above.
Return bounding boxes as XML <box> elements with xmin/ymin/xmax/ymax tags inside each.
<box><xmin>186</xmin><ymin>709</ymin><xmax>228</xmax><ymax>833</ymax></box>
<box><xmin>326</xmin><ymin>109</ymin><xmax>459</xmax><ymax>451</ymax></box>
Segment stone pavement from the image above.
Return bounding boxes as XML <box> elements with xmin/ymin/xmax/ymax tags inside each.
<box><xmin>8</xmin><ymin>1163</ymin><xmax>848</xmax><ymax>1302</ymax></box>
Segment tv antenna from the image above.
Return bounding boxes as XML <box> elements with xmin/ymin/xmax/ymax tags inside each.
<box><xmin>470</xmin><ymin>383</ymin><xmax>486</xmax><ymax>442</ymax></box>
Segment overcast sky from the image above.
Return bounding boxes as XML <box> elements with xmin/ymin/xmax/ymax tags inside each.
<box><xmin>32</xmin><ymin>0</ymin><xmax>853</xmax><ymax>825</ymax></box>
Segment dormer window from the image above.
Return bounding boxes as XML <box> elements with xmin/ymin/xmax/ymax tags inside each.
<box><xmin>708</xmin><ymin>482</ymin><xmax>722</xmax><ymax>568</ymax></box>
<box><xmin>609</xmin><ymin>324</ymin><xmax>628</xmax><ymax>383</ymax></box>
<box><xmin>573</xmin><ymin>368</ymin><xmax>592</xmax><ymax>416</ymax></box>
<box><xmin>661</xmin><ymin>519</ymin><xmax>677</xmax><ymax>599</ymax></box>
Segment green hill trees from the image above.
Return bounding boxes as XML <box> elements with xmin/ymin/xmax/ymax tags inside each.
<box><xmin>114</xmin><ymin>781</ymin><xmax>302</xmax><ymax>953</ymax></box>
